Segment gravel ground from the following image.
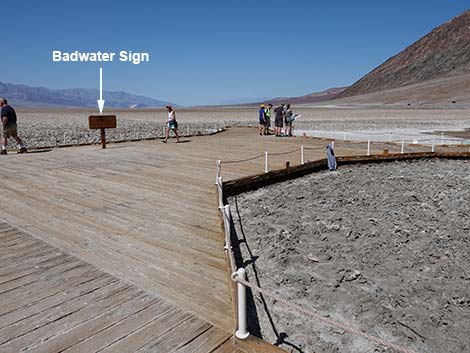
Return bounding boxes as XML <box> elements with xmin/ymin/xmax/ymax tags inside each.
<box><xmin>228</xmin><ymin>159</ymin><xmax>470</xmax><ymax>353</ymax></box>
<box><xmin>7</xmin><ymin>107</ymin><xmax>470</xmax><ymax>149</ymax></box>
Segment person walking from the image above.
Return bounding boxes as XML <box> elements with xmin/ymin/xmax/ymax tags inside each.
<box><xmin>0</xmin><ymin>98</ymin><xmax>27</xmax><ymax>155</ymax></box>
<box><xmin>258</xmin><ymin>104</ymin><xmax>266</xmax><ymax>136</ymax></box>
<box><xmin>274</xmin><ymin>104</ymin><xmax>285</xmax><ymax>137</ymax></box>
<box><xmin>163</xmin><ymin>105</ymin><xmax>180</xmax><ymax>143</ymax></box>
<box><xmin>264</xmin><ymin>103</ymin><xmax>273</xmax><ymax>135</ymax></box>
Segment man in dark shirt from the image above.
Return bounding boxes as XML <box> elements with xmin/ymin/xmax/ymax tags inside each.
<box><xmin>274</xmin><ymin>104</ymin><xmax>285</xmax><ymax>137</ymax></box>
<box><xmin>0</xmin><ymin>98</ymin><xmax>27</xmax><ymax>154</ymax></box>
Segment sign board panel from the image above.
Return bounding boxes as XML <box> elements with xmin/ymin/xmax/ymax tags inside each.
<box><xmin>89</xmin><ymin>115</ymin><xmax>117</xmax><ymax>129</ymax></box>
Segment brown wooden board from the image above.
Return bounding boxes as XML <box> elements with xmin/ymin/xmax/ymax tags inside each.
<box><xmin>88</xmin><ymin>115</ymin><xmax>117</xmax><ymax>129</ymax></box>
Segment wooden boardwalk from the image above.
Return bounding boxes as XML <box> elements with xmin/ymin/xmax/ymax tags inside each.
<box><xmin>0</xmin><ymin>127</ymin><xmax>448</xmax><ymax>352</ymax></box>
<box><xmin>0</xmin><ymin>223</ymin><xmax>235</xmax><ymax>353</ymax></box>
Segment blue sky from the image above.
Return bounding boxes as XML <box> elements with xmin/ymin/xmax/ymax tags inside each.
<box><xmin>2</xmin><ymin>1</ymin><xmax>468</xmax><ymax>106</ymax></box>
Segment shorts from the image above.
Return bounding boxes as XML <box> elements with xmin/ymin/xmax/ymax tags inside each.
<box><xmin>265</xmin><ymin>117</ymin><xmax>271</xmax><ymax>128</ymax></box>
<box><xmin>285</xmin><ymin>121</ymin><xmax>292</xmax><ymax>127</ymax></box>
<box><xmin>3</xmin><ymin>124</ymin><xmax>17</xmax><ymax>138</ymax></box>
<box><xmin>259</xmin><ymin>119</ymin><xmax>266</xmax><ymax>126</ymax></box>
<box><xmin>274</xmin><ymin>119</ymin><xmax>283</xmax><ymax>128</ymax></box>
<box><xmin>167</xmin><ymin>121</ymin><xmax>178</xmax><ymax>130</ymax></box>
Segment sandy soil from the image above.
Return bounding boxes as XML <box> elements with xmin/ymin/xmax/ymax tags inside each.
<box><xmin>9</xmin><ymin>107</ymin><xmax>470</xmax><ymax>148</ymax></box>
<box><xmin>228</xmin><ymin>159</ymin><xmax>470</xmax><ymax>353</ymax></box>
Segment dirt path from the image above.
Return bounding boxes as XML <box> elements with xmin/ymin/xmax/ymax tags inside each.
<box><xmin>229</xmin><ymin>159</ymin><xmax>470</xmax><ymax>353</ymax></box>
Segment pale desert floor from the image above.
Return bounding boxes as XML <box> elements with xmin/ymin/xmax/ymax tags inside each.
<box><xmin>11</xmin><ymin>107</ymin><xmax>470</xmax><ymax>148</ymax></box>
<box><xmin>229</xmin><ymin>159</ymin><xmax>470</xmax><ymax>353</ymax></box>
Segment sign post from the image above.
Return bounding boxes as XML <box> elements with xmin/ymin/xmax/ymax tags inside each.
<box><xmin>88</xmin><ymin>115</ymin><xmax>117</xmax><ymax>149</ymax></box>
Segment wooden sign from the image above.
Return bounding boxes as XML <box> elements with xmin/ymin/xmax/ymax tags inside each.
<box><xmin>88</xmin><ymin>115</ymin><xmax>117</xmax><ymax>149</ymax></box>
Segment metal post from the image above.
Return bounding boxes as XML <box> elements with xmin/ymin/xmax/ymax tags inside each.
<box><xmin>235</xmin><ymin>268</ymin><xmax>249</xmax><ymax>339</ymax></box>
<box><xmin>265</xmin><ymin>152</ymin><xmax>269</xmax><ymax>173</ymax></box>
<box><xmin>223</xmin><ymin>205</ymin><xmax>231</xmax><ymax>250</ymax></box>
<box><xmin>367</xmin><ymin>139</ymin><xmax>370</xmax><ymax>156</ymax></box>
<box><xmin>217</xmin><ymin>177</ymin><xmax>223</xmax><ymax>209</ymax></box>
<box><xmin>401</xmin><ymin>139</ymin><xmax>405</xmax><ymax>154</ymax></box>
<box><xmin>432</xmin><ymin>136</ymin><xmax>435</xmax><ymax>152</ymax></box>
<box><xmin>441</xmin><ymin>132</ymin><xmax>444</xmax><ymax>145</ymax></box>
<box><xmin>215</xmin><ymin>160</ymin><xmax>221</xmax><ymax>185</ymax></box>
<box><xmin>301</xmin><ymin>145</ymin><xmax>304</xmax><ymax>165</ymax></box>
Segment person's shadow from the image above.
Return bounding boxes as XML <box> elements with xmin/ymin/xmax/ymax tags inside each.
<box><xmin>231</xmin><ymin>196</ymin><xmax>304</xmax><ymax>353</ymax></box>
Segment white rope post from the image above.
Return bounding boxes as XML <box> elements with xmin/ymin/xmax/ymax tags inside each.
<box><xmin>389</xmin><ymin>133</ymin><xmax>392</xmax><ymax>143</ymax></box>
<box><xmin>343</xmin><ymin>132</ymin><xmax>346</xmax><ymax>141</ymax></box>
<box><xmin>217</xmin><ymin>177</ymin><xmax>223</xmax><ymax>209</ymax></box>
<box><xmin>367</xmin><ymin>139</ymin><xmax>370</xmax><ymax>156</ymax></box>
<box><xmin>223</xmin><ymin>205</ymin><xmax>231</xmax><ymax>250</ymax></box>
<box><xmin>441</xmin><ymin>132</ymin><xmax>444</xmax><ymax>145</ymax></box>
<box><xmin>265</xmin><ymin>152</ymin><xmax>269</xmax><ymax>173</ymax></box>
<box><xmin>235</xmin><ymin>268</ymin><xmax>249</xmax><ymax>339</ymax></box>
<box><xmin>301</xmin><ymin>145</ymin><xmax>304</xmax><ymax>165</ymax></box>
<box><xmin>401</xmin><ymin>139</ymin><xmax>405</xmax><ymax>154</ymax></box>
<box><xmin>215</xmin><ymin>160</ymin><xmax>221</xmax><ymax>185</ymax></box>
<box><xmin>432</xmin><ymin>136</ymin><xmax>435</xmax><ymax>152</ymax></box>
<box><xmin>187</xmin><ymin>125</ymin><xmax>190</xmax><ymax>136</ymax></box>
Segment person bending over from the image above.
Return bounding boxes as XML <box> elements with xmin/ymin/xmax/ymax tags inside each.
<box><xmin>0</xmin><ymin>98</ymin><xmax>27</xmax><ymax>155</ymax></box>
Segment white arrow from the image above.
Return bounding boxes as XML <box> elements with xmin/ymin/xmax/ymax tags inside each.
<box><xmin>97</xmin><ymin>67</ymin><xmax>105</xmax><ymax>114</ymax></box>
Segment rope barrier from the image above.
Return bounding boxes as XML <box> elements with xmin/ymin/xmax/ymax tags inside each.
<box><xmin>221</xmin><ymin>153</ymin><xmax>266</xmax><ymax>164</ymax></box>
<box><xmin>269</xmin><ymin>148</ymin><xmax>301</xmax><ymax>156</ymax></box>
<box><xmin>231</xmin><ymin>273</ymin><xmax>421</xmax><ymax>353</ymax></box>
<box><xmin>303</xmin><ymin>146</ymin><xmax>326</xmax><ymax>151</ymax></box>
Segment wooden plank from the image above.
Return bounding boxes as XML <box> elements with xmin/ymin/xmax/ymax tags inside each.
<box><xmin>211</xmin><ymin>338</ymin><xmax>244</xmax><ymax>353</ymax></box>
<box><xmin>134</xmin><ymin>315</ymin><xmax>212</xmax><ymax>353</ymax></box>
<box><xmin>60</xmin><ymin>299</ymin><xmax>174</xmax><ymax>353</ymax></box>
<box><xmin>0</xmin><ymin>268</ymin><xmax>105</xmax><ymax>316</ymax></box>
<box><xmin>174</xmin><ymin>326</ymin><xmax>231</xmax><ymax>353</ymax></box>
<box><xmin>1</xmin><ymin>286</ymin><xmax>144</xmax><ymax>353</ymax></box>
<box><xmin>26</xmin><ymin>296</ymin><xmax>164</xmax><ymax>353</ymax></box>
<box><xmin>0</xmin><ymin>274</ymin><xmax>118</xmax><ymax>332</ymax></box>
<box><xmin>98</xmin><ymin>309</ymin><xmax>195</xmax><ymax>353</ymax></box>
<box><xmin>234</xmin><ymin>335</ymin><xmax>288</xmax><ymax>353</ymax></box>
<box><xmin>0</xmin><ymin>264</ymin><xmax>96</xmax><ymax>302</ymax></box>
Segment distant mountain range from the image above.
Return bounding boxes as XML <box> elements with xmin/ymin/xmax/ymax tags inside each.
<box><xmin>222</xmin><ymin>87</ymin><xmax>347</xmax><ymax>107</ymax></box>
<box><xmin>0</xmin><ymin>82</ymin><xmax>174</xmax><ymax>108</ymax></box>
<box><xmin>335</xmin><ymin>9</ymin><xmax>470</xmax><ymax>107</ymax></box>
<box><xmin>267</xmin><ymin>87</ymin><xmax>347</xmax><ymax>105</ymax></box>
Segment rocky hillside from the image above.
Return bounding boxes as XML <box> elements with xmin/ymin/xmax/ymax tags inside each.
<box><xmin>0</xmin><ymin>82</ymin><xmax>174</xmax><ymax>108</ymax></box>
<box><xmin>338</xmin><ymin>10</ymin><xmax>470</xmax><ymax>99</ymax></box>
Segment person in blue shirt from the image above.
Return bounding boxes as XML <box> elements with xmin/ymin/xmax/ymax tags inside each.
<box><xmin>0</xmin><ymin>98</ymin><xmax>27</xmax><ymax>155</ymax></box>
<box><xmin>258</xmin><ymin>104</ymin><xmax>266</xmax><ymax>136</ymax></box>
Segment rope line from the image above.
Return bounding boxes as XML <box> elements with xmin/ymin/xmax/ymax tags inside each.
<box><xmin>232</xmin><ymin>274</ymin><xmax>421</xmax><ymax>353</ymax></box>
<box><xmin>221</xmin><ymin>153</ymin><xmax>265</xmax><ymax>164</ymax></box>
<box><xmin>303</xmin><ymin>146</ymin><xmax>326</xmax><ymax>151</ymax></box>
<box><xmin>269</xmin><ymin>148</ymin><xmax>301</xmax><ymax>156</ymax></box>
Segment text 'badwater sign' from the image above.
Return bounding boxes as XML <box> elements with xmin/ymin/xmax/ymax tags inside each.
<box><xmin>52</xmin><ymin>51</ymin><xmax>150</xmax><ymax>65</ymax></box>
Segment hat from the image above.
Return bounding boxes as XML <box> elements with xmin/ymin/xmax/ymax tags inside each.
<box><xmin>260</xmin><ymin>104</ymin><xmax>265</xmax><ymax>108</ymax></box>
